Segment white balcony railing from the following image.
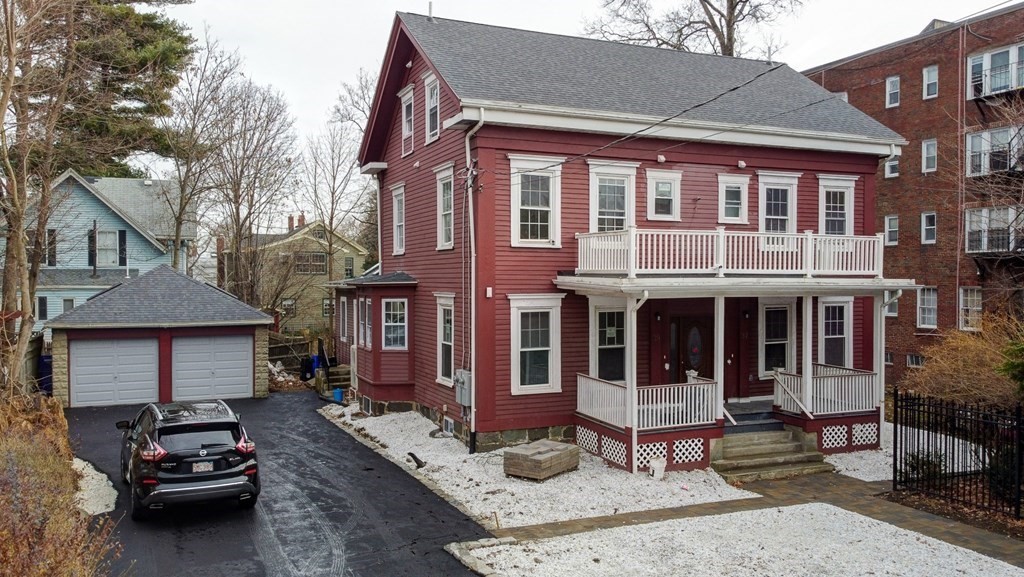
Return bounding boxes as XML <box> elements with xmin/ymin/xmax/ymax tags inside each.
<box><xmin>970</xmin><ymin>62</ymin><xmax>1024</xmax><ymax>99</ymax></box>
<box><xmin>773</xmin><ymin>364</ymin><xmax>877</xmax><ymax>417</ymax></box>
<box><xmin>576</xmin><ymin>227</ymin><xmax>884</xmax><ymax>278</ymax></box>
<box><xmin>577</xmin><ymin>373</ymin><xmax>717</xmax><ymax>431</ymax></box>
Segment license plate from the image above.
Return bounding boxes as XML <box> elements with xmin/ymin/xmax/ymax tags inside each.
<box><xmin>193</xmin><ymin>461</ymin><xmax>213</xmax><ymax>473</ymax></box>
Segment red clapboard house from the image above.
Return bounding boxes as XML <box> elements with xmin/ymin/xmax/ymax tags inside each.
<box><xmin>340</xmin><ymin>12</ymin><xmax>918</xmax><ymax>474</ymax></box>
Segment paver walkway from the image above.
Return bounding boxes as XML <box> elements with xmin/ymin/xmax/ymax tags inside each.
<box><xmin>492</xmin><ymin>472</ymin><xmax>1024</xmax><ymax>568</ymax></box>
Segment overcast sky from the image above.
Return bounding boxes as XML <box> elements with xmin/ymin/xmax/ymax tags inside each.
<box><xmin>158</xmin><ymin>0</ymin><xmax>1005</xmax><ymax>143</ymax></box>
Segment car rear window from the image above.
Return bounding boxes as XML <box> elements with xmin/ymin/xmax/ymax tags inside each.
<box><xmin>158</xmin><ymin>424</ymin><xmax>240</xmax><ymax>452</ymax></box>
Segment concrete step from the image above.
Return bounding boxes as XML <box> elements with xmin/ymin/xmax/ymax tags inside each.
<box><xmin>715</xmin><ymin>461</ymin><xmax>835</xmax><ymax>484</ymax></box>
<box><xmin>720</xmin><ymin>430</ymin><xmax>793</xmax><ymax>447</ymax></box>
<box><xmin>712</xmin><ymin>450</ymin><xmax>825</xmax><ymax>472</ymax></box>
<box><xmin>722</xmin><ymin>440</ymin><xmax>804</xmax><ymax>459</ymax></box>
<box><xmin>724</xmin><ymin>419</ymin><xmax>785</xmax><ymax>433</ymax></box>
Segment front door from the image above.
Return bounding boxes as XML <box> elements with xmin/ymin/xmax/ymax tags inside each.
<box><xmin>667</xmin><ymin>316</ymin><xmax>714</xmax><ymax>383</ymax></box>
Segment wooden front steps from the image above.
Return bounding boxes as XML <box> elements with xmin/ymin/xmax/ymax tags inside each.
<box><xmin>712</xmin><ymin>429</ymin><xmax>834</xmax><ymax>483</ymax></box>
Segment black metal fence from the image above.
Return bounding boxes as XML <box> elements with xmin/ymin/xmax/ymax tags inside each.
<box><xmin>893</xmin><ymin>389</ymin><xmax>1023</xmax><ymax>518</ymax></box>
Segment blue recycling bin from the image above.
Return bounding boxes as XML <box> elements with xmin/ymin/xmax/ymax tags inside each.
<box><xmin>333</xmin><ymin>388</ymin><xmax>343</xmax><ymax>403</ymax></box>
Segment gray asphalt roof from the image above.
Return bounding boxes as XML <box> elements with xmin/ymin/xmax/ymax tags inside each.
<box><xmin>86</xmin><ymin>176</ymin><xmax>198</xmax><ymax>240</ymax></box>
<box><xmin>399</xmin><ymin>13</ymin><xmax>902</xmax><ymax>142</ymax></box>
<box><xmin>46</xmin><ymin>264</ymin><xmax>271</xmax><ymax>328</ymax></box>
<box><xmin>344</xmin><ymin>271</ymin><xmax>417</xmax><ymax>286</ymax></box>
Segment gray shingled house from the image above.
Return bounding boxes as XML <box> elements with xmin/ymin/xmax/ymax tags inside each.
<box><xmin>46</xmin><ymin>265</ymin><xmax>272</xmax><ymax>407</ymax></box>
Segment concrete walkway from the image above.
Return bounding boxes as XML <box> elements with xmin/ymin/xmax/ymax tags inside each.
<box><xmin>492</xmin><ymin>473</ymin><xmax>1024</xmax><ymax>568</ymax></box>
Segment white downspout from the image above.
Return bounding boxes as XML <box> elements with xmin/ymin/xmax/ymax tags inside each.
<box><xmin>802</xmin><ymin>294</ymin><xmax>813</xmax><ymax>415</ymax></box>
<box><xmin>374</xmin><ymin>174</ymin><xmax>383</xmax><ymax>275</ymax></box>
<box><xmin>629</xmin><ymin>290</ymin><xmax>649</xmax><ymax>474</ymax></box>
<box><xmin>466</xmin><ymin>108</ymin><xmax>484</xmax><ymax>449</ymax></box>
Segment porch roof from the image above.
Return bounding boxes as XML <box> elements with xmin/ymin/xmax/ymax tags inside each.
<box><xmin>553</xmin><ymin>274</ymin><xmax>918</xmax><ymax>299</ymax></box>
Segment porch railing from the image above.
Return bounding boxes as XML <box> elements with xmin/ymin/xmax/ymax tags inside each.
<box><xmin>577</xmin><ymin>373</ymin><xmax>717</xmax><ymax>431</ymax></box>
<box><xmin>576</xmin><ymin>227</ymin><xmax>883</xmax><ymax>278</ymax></box>
<box><xmin>773</xmin><ymin>364</ymin><xmax>877</xmax><ymax>417</ymax></box>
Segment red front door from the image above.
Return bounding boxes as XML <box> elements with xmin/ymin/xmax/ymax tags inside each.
<box><xmin>667</xmin><ymin>316</ymin><xmax>714</xmax><ymax>383</ymax></box>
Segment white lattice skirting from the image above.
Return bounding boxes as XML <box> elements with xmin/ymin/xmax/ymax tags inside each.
<box><xmin>852</xmin><ymin>422</ymin><xmax>879</xmax><ymax>446</ymax></box>
<box><xmin>821</xmin><ymin>425</ymin><xmax>849</xmax><ymax>449</ymax></box>
<box><xmin>636</xmin><ymin>442</ymin><xmax>667</xmax><ymax>469</ymax></box>
<box><xmin>602</xmin><ymin>436</ymin><xmax>627</xmax><ymax>467</ymax></box>
<box><xmin>577</xmin><ymin>426</ymin><xmax>599</xmax><ymax>455</ymax></box>
<box><xmin>673</xmin><ymin>438</ymin><xmax>704</xmax><ymax>464</ymax></box>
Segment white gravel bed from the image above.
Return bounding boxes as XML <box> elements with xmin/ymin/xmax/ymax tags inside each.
<box><xmin>72</xmin><ymin>457</ymin><xmax>117</xmax><ymax>516</ymax></box>
<box><xmin>473</xmin><ymin>503</ymin><xmax>1024</xmax><ymax>577</ymax></box>
<box><xmin>824</xmin><ymin>421</ymin><xmax>894</xmax><ymax>482</ymax></box>
<box><xmin>319</xmin><ymin>404</ymin><xmax>757</xmax><ymax>528</ymax></box>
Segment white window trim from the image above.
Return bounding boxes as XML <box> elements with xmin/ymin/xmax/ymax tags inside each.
<box><xmin>645</xmin><ymin>168</ymin><xmax>682</xmax><ymax>222</ymax></box>
<box><xmin>886</xmin><ymin>75</ymin><xmax>900</xmax><ymax>108</ymax></box>
<box><xmin>884</xmin><ymin>215</ymin><xmax>899</xmax><ymax>246</ymax></box>
<box><xmin>509</xmin><ymin>294</ymin><xmax>564</xmax><ymax>395</ymax></box>
<box><xmin>884</xmin><ymin>157</ymin><xmax>899</xmax><ymax>178</ymax></box>
<box><xmin>907</xmin><ymin>354</ymin><xmax>925</xmax><ymax>368</ymax></box>
<box><xmin>817</xmin><ymin>174</ymin><xmax>858</xmax><ymax>235</ymax></box>
<box><xmin>587</xmin><ymin>296</ymin><xmax>628</xmax><ymax>383</ymax></box>
<box><xmin>435</xmin><ymin>162</ymin><xmax>455</xmax><ymax>251</ymax></box>
<box><xmin>391</xmin><ymin>183</ymin><xmax>405</xmax><ymax>256</ymax></box>
<box><xmin>921</xmin><ymin>139</ymin><xmax>937</xmax><ymax>174</ymax></box>
<box><xmin>382</xmin><ymin>298</ymin><xmax>408</xmax><ymax>351</ymax></box>
<box><xmin>959</xmin><ymin>287</ymin><xmax>982</xmax><ymax>332</ymax></box>
<box><xmin>756</xmin><ymin>170</ymin><xmax>802</xmax><ymax>234</ymax></box>
<box><xmin>966</xmin><ymin>126</ymin><xmax>1022</xmax><ymax>176</ymax></box>
<box><xmin>587</xmin><ymin>159</ymin><xmax>640</xmax><ymax>232</ymax></box>
<box><xmin>923</xmin><ymin>65</ymin><xmax>938</xmax><ymax>99</ymax></box>
<box><xmin>96</xmin><ymin>229</ymin><xmax>120</xmax><ymax>268</ymax></box>
<box><xmin>399</xmin><ymin>84</ymin><xmax>414</xmax><ymax>157</ymax></box>
<box><xmin>758</xmin><ymin>297</ymin><xmax>797</xmax><ymax>378</ymax></box>
<box><xmin>884</xmin><ymin>290</ymin><xmax>898</xmax><ymax>318</ymax></box>
<box><xmin>435</xmin><ymin>292</ymin><xmax>455</xmax><ymax>386</ymax></box>
<box><xmin>357</xmin><ymin>297</ymin><xmax>365</xmax><ymax>347</ymax></box>
<box><xmin>818</xmin><ymin>297</ymin><xmax>853</xmax><ymax>368</ymax></box>
<box><xmin>338</xmin><ymin>296</ymin><xmax>348</xmax><ymax>342</ymax></box>
<box><xmin>917</xmin><ymin>287</ymin><xmax>938</xmax><ymax>329</ymax></box>
<box><xmin>965</xmin><ymin>206</ymin><xmax>1018</xmax><ymax>253</ymax></box>
<box><xmin>717</xmin><ymin>173</ymin><xmax>750</xmax><ymax>225</ymax></box>
<box><xmin>509</xmin><ymin>154</ymin><xmax>564</xmax><ymax>248</ymax></box>
<box><xmin>921</xmin><ymin>211</ymin><xmax>937</xmax><ymax>244</ymax></box>
<box><xmin>423</xmin><ymin>73</ymin><xmax>439</xmax><ymax>144</ymax></box>
<box><xmin>322</xmin><ymin>297</ymin><xmax>334</xmax><ymax>318</ymax></box>
<box><xmin>966</xmin><ymin>45</ymin><xmax>1023</xmax><ymax>99</ymax></box>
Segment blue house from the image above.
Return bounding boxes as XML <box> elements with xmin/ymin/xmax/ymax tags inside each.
<box><xmin>18</xmin><ymin>169</ymin><xmax>197</xmax><ymax>335</ymax></box>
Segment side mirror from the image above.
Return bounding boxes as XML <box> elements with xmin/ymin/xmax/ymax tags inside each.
<box><xmin>115</xmin><ymin>420</ymin><xmax>130</xmax><ymax>431</ymax></box>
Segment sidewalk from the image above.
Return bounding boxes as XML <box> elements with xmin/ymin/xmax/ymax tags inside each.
<box><xmin>492</xmin><ymin>472</ymin><xmax>1024</xmax><ymax>568</ymax></box>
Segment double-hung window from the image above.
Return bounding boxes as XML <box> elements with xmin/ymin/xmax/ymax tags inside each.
<box><xmin>322</xmin><ymin>298</ymin><xmax>334</xmax><ymax>317</ymax></box>
<box><xmin>344</xmin><ymin>257</ymin><xmax>354</xmax><ymax>279</ymax></box>
<box><xmin>436</xmin><ymin>293</ymin><xmax>454</xmax><ymax>386</ymax></box>
<box><xmin>921</xmin><ymin>139</ymin><xmax>937</xmax><ymax>173</ymax></box>
<box><xmin>718</xmin><ymin>174</ymin><xmax>750</xmax><ymax>224</ymax></box>
<box><xmin>509</xmin><ymin>294</ymin><xmax>563</xmax><ymax>395</ymax></box>
<box><xmin>819</xmin><ymin>298</ymin><xmax>852</xmax><ymax>367</ymax></box>
<box><xmin>921</xmin><ymin>212</ymin><xmax>937</xmax><ymax>244</ymax></box>
<box><xmin>817</xmin><ymin>175</ymin><xmax>857</xmax><ymax>236</ymax></box>
<box><xmin>509</xmin><ymin>154</ymin><xmax>564</xmax><ymax>248</ymax></box>
<box><xmin>884</xmin><ymin>290</ymin><xmax>898</xmax><ymax>317</ymax></box>
<box><xmin>281</xmin><ymin>298</ymin><xmax>296</xmax><ymax>317</ymax></box>
<box><xmin>646</xmin><ymin>169</ymin><xmax>682</xmax><ymax>221</ymax></box>
<box><xmin>588</xmin><ymin>160</ymin><xmax>639</xmax><ymax>232</ymax></box>
<box><xmin>960</xmin><ymin>287</ymin><xmax>982</xmax><ymax>331</ymax></box>
<box><xmin>886</xmin><ymin>76</ymin><xmax>900</xmax><ymax>108</ymax></box>
<box><xmin>884</xmin><ymin>156</ymin><xmax>899</xmax><ymax>178</ymax></box>
<box><xmin>594</xmin><ymin>306</ymin><xmax>626</xmax><ymax>382</ymax></box>
<box><xmin>436</xmin><ymin>163</ymin><xmax>454</xmax><ymax>250</ymax></box>
<box><xmin>923</xmin><ymin>65</ymin><xmax>938</xmax><ymax>99</ymax></box>
<box><xmin>62</xmin><ymin>298</ymin><xmax>74</xmax><ymax>314</ymax></box>
<box><xmin>391</xmin><ymin>184</ymin><xmax>405</xmax><ymax>255</ymax></box>
<box><xmin>36</xmin><ymin>297</ymin><xmax>47</xmax><ymax>321</ymax></box>
<box><xmin>757</xmin><ymin>171</ymin><xmax>801</xmax><ymax>248</ymax></box>
<box><xmin>424</xmin><ymin>73</ymin><xmax>439</xmax><ymax>144</ymax></box>
<box><xmin>759</xmin><ymin>298</ymin><xmax>795</xmax><ymax>377</ymax></box>
<box><xmin>966</xmin><ymin>206</ymin><xmax>1013</xmax><ymax>252</ymax></box>
<box><xmin>338</xmin><ymin>297</ymin><xmax>348</xmax><ymax>342</ymax></box>
<box><xmin>399</xmin><ymin>85</ymin><xmax>414</xmax><ymax>156</ymax></box>
<box><xmin>96</xmin><ymin>230</ymin><xmax>119</xmax><ymax>267</ymax></box>
<box><xmin>885</xmin><ymin>215</ymin><xmax>899</xmax><ymax>246</ymax></box>
<box><xmin>382</xmin><ymin>299</ymin><xmax>407</xmax><ymax>350</ymax></box>
<box><xmin>967</xmin><ymin>127</ymin><xmax>1020</xmax><ymax>176</ymax></box>
<box><xmin>917</xmin><ymin>287</ymin><xmax>938</xmax><ymax>329</ymax></box>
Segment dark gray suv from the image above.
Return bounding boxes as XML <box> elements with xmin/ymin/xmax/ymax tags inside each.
<box><xmin>116</xmin><ymin>400</ymin><xmax>260</xmax><ymax>521</ymax></box>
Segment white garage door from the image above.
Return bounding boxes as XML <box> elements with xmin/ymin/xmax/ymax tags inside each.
<box><xmin>70</xmin><ymin>339</ymin><xmax>159</xmax><ymax>407</ymax></box>
<box><xmin>172</xmin><ymin>335</ymin><xmax>253</xmax><ymax>401</ymax></box>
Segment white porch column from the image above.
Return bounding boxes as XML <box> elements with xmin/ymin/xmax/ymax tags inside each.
<box><xmin>714</xmin><ymin>295</ymin><xmax>725</xmax><ymax>420</ymax></box>
<box><xmin>802</xmin><ymin>294</ymin><xmax>813</xmax><ymax>414</ymax></box>
<box><xmin>873</xmin><ymin>293</ymin><xmax>886</xmax><ymax>430</ymax></box>
<box><xmin>627</xmin><ymin>295</ymin><xmax>639</xmax><ymax>474</ymax></box>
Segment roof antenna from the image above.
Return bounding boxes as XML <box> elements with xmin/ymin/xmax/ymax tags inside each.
<box><xmin>428</xmin><ymin>1</ymin><xmax>433</xmax><ymax>21</ymax></box>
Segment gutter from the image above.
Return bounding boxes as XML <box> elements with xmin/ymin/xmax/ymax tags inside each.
<box><xmin>466</xmin><ymin>108</ymin><xmax>484</xmax><ymax>453</ymax></box>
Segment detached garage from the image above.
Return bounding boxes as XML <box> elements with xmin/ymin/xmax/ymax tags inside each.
<box><xmin>47</xmin><ymin>265</ymin><xmax>273</xmax><ymax>407</ymax></box>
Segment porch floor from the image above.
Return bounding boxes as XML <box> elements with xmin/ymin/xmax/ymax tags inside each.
<box><xmin>724</xmin><ymin>400</ymin><xmax>774</xmax><ymax>416</ymax></box>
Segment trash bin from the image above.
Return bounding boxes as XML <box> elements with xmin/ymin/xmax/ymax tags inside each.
<box><xmin>37</xmin><ymin>354</ymin><xmax>53</xmax><ymax>396</ymax></box>
<box><xmin>333</xmin><ymin>388</ymin><xmax>343</xmax><ymax>403</ymax></box>
<box><xmin>301</xmin><ymin>356</ymin><xmax>314</xmax><ymax>380</ymax></box>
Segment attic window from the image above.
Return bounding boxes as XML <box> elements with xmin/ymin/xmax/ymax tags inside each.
<box><xmin>424</xmin><ymin>73</ymin><xmax>440</xmax><ymax>144</ymax></box>
<box><xmin>312</xmin><ymin>228</ymin><xmax>326</xmax><ymax>240</ymax></box>
<box><xmin>399</xmin><ymin>84</ymin><xmax>414</xmax><ymax>156</ymax></box>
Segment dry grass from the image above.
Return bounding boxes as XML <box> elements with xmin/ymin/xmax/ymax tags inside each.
<box><xmin>0</xmin><ymin>394</ymin><xmax>119</xmax><ymax>577</ymax></box>
<box><xmin>899</xmin><ymin>314</ymin><xmax>1024</xmax><ymax>407</ymax></box>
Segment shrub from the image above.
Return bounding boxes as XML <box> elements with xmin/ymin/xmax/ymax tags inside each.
<box><xmin>0</xmin><ymin>395</ymin><xmax>119</xmax><ymax>577</ymax></box>
<box><xmin>901</xmin><ymin>449</ymin><xmax>946</xmax><ymax>483</ymax></box>
<box><xmin>986</xmin><ymin>445</ymin><xmax>1023</xmax><ymax>506</ymax></box>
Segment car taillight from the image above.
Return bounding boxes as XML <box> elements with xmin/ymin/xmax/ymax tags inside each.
<box><xmin>235</xmin><ymin>435</ymin><xmax>256</xmax><ymax>455</ymax></box>
<box><xmin>140</xmin><ymin>439</ymin><xmax>167</xmax><ymax>462</ymax></box>
<box><xmin>141</xmin><ymin>477</ymin><xmax>159</xmax><ymax>485</ymax></box>
<box><xmin>243</xmin><ymin>466</ymin><xmax>258</xmax><ymax>476</ymax></box>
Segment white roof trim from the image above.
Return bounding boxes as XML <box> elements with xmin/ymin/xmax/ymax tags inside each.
<box><xmin>554</xmin><ymin>275</ymin><xmax>919</xmax><ymax>299</ymax></box>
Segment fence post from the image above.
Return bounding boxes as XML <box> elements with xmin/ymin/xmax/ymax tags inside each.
<box><xmin>1016</xmin><ymin>403</ymin><xmax>1022</xmax><ymax>519</ymax></box>
<box><xmin>892</xmin><ymin>385</ymin><xmax>899</xmax><ymax>491</ymax></box>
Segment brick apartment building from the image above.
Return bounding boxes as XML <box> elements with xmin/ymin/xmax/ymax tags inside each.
<box><xmin>804</xmin><ymin>3</ymin><xmax>1024</xmax><ymax>384</ymax></box>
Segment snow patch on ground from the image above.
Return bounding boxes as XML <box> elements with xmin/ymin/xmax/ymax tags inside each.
<box><xmin>824</xmin><ymin>421</ymin><xmax>894</xmax><ymax>482</ymax></box>
<box><xmin>72</xmin><ymin>458</ymin><xmax>117</xmax><ymax>516</ymax></box>
<box><xmin>474</xmin><ymin>503</ymin><xmax>1024</xmax><ymax>577</ymax></box>
<box><xmin>319</xmin><ymin>404</ymin><xmax>757</xmax><ymax>528</ymax></box>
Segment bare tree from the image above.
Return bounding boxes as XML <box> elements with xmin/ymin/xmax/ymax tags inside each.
<box><xmin>584</xmin><ymin>0</ymin><xmax>802</xmax><ymax>57</ymax></box>
<box><xmin>212</xmin><ymin>80</ymin><xmax>297</xmax><ymax>308</ymax></box>
<box><xmin>157</xmin><ymin>33</ymin><xmax>241</xmax><ymax>270</ymax></box>
<box><xmin>331</xmin><ymin>67</ymin><xmax>376</xmax><ymax>134</ymax></box>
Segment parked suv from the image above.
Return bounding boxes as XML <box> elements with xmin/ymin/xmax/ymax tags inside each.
<box><xmin>116</xmin><ymin>400</ymin><xmax>260</xmax><ymax>521</ymax></box>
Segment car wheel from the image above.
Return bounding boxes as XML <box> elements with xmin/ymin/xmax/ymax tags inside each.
<box><xmin>239</xmin><ymin>494</ymin><xmax>259</xmax><ymax>509</ymax></box>
<box><xmin>129</xmin><ymin>478</ymin><xmax>149</xmax><ymax>522</ymax></box>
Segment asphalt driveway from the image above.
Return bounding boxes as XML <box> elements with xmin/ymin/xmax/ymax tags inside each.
<box><xmin>65</xmin><ymin>390</ymin><xmax>489</xmax><ymax>577</ymax></box>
